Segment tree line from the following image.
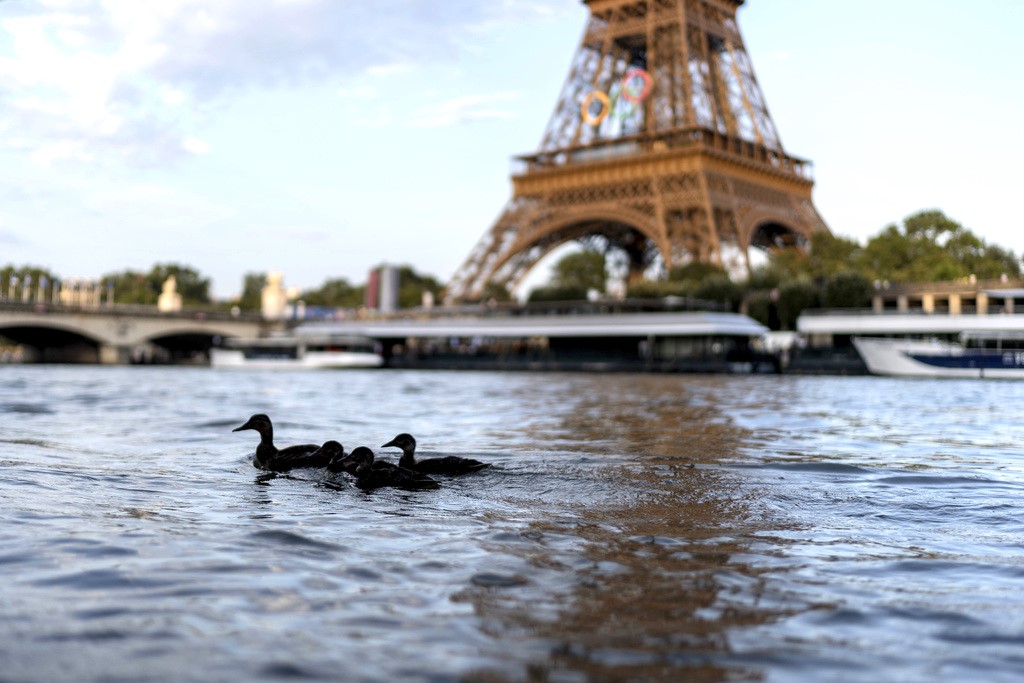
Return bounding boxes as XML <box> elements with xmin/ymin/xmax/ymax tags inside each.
<box><xmin>525</xmin><ymin>209</ymin><xmax>1022</xmax><ymax>329</ymax></box>
<box><xmin>0</xmin><ymin>262</ymin><xmax>445</xmax><ymax>312</ymax></box>
<box><xmin>4</xmin><ymin>210</ymin><xmax>1014</xmax><ymax>329</ymax></box>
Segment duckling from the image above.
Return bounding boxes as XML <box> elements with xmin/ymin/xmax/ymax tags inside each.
<box><xmin>232</xmin><ymin>413</ymin><xmax>328</xmax><ymax>472</ymax></box>
<box><xmin>382</xmin><ymin>433</ymin><xmax>489</xmax><ymax>475</ymax></box>
<box><xmin>337</xmin><ymin>446</ymin><xmax>440</xmax><ymax>491</ymax></box>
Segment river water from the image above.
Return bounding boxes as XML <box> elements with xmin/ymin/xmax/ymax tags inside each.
<box><xmin>1</xmin><ymin>366</ymin><xmax>1023</xmax><ymax>682</ymax></box>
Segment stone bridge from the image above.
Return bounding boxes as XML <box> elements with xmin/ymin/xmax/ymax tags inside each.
<box><xmin>0</xmin><ymin>302</ymin><xmax>269</xmax><ymax>364</ymax></box>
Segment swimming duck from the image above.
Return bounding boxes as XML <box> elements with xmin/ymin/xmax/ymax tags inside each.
<box><xmin>305</xmin><ymin>440</ymin><xmax>348</xmax><ymax>489</ymax></box>
<box><xmin>381</xmin><ymin>433</ymin><xmax>489</xmax><ymax>475</ymax></box>
<box><xmin>232</xmin><ymin>413</ymin><xmax>328</xmax><ymax>472</ymax></box>
<box><xmin>337</xmin><ymin>446</ymin><xmax>440</xmax><ymax>491</ymax></box>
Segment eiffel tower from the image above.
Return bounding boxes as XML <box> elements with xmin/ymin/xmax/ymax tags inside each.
<box><xmin>446</xmin><ymin>0</ymin><xmax>829</xmax><ymax>302</ymax></box>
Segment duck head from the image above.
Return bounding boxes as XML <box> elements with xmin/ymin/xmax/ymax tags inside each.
<box><xmin>313</xmin><ymin>441</ymin><xmax>347</xmax><ymax>473</ymax></box>
<box><xmin>381</xmin><ymin>433</ymin><xmax>416</xmax><ymax>454</ymax></box>
<box><xmin>338</xmin><ymin>446</ymin><xmax>375</xmax><ymax>475</ymax></box>
<box><xmin>234</xmin><ymin>413</ymin><xmax>272</xmax><ymax>437</ymax></box>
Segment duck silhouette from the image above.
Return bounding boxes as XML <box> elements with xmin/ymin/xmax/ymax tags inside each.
<box><xmin>336</xmin><ymin>446</ymin><xmax>440</xmax><ymax>491</ymax></box>
<box><xmin>233</xmin><ymin>414</ymin><xmax>328</xmax><ymax>472</ymax></box>
<box><xmin>381</xmin><ymin>433</ymin><xmax>489</xmax><ymax>475</ymax></box>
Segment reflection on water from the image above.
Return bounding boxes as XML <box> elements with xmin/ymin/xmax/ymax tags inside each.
<box><xmin>2</xmin><ymin>369</ymin><xmax>1024</xmax><ymax>681</ymax></box>
<box><xmin>459</xmin><ymin>376</ymin><xmax>786</xmax><ymax>681</ymax></box>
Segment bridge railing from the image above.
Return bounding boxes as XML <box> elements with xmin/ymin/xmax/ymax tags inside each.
<box><xmin>0</xmin><ymin>300</ymin><xmax>263</xmax><ymax>322</ymax></box>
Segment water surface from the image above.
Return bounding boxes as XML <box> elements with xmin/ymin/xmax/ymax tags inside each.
<box><xmin>2</xmin><ymin>367</ymin><xmax>1023</xmax><ymax>681</ymax></box>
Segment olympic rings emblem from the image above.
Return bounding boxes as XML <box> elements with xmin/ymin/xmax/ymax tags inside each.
<box><xmin>620</xmin><ymin>68</ymin><xmax>653</xmax><ymax>103</ymax></box>
<box><xmin>580</xmin><ymin>67</ymin><xmax>653</xmax><ymax>126</ymax></box>
<box><xmin>580</xmin><ymin>91</ymin><xmax>611</xmax><ymax>126</ymax></box>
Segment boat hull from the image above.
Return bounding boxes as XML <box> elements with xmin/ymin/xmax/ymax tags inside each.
<box><xmin>210</xmin><ymin>349</ymin><xmax>383</xmax><ymax>370</ymax></box>
<box><xmin>852</xmin><ymin>337</ymin><xmax>1024</xmax><ymax>378</ymax></box>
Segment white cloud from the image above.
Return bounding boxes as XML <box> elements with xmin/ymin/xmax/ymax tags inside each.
<box><xmin>0</xmin><ymin>1</ymin><xmax>573</xmax><ymax>166</ymax></box>
<box><xmin>182</xmin><ymin>136</ymin><xmax>209</xmax><ymax>155</ymax></box>
<box><xmin>30</xmin><ymin>140</ymin><xmax>93</xmax><ymax>166</ymax></box>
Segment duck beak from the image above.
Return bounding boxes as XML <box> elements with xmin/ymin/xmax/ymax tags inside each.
<box><xmin>326</xmin><ymin>450</ymin><xmax>353</xmax><ymax>473</ymax></box>
<box><xmin>381</xmin><ymin>438</ymin><xmax>397</xmax><ymax>448</ymax></box>
<box><xmin>232</xmin><ymin>420</ymin><xmax>252</xmax><ymax>432</ymax></box>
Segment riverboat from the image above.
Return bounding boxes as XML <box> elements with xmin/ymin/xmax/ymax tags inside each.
<box><xmin>210</xmin><ymin>334</ymin><xmax>383</xmax><ymax>370</ymax></box>
<box><xmin>294</xmin><ymin>310</ymin><xmax>775</xmax><ymax>373</ymax></box>
<box><xmin>851</xmin><ymin>333</ymin><xmax>1024</xmax><ymax>378</ymax></box>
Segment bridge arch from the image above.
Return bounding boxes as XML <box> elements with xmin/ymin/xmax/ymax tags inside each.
<box><xmin>0</xmin><ymin>321</ymin><xmax>105</xmax><ymax>363</ymax></box>
<box><xmin>0</xmin><ymin>307</ymin><xmax>264</xmax><ymax>364</ymax></box>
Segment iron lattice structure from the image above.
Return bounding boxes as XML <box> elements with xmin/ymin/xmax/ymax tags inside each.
<box><xmin>447</xmin><ymin>0</ymin><xmax>829</xmax><ymax>302</ymax></box>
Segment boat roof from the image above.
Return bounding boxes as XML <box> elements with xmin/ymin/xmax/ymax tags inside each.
<box><xmin>798</xmin><ymin>311</ymin><xmax>1024</xmax><ymax>336</ymax></box>
<box><xmin>296</xmin><ymin>311</ymin><xmax>767</xmax><ymax>339</ymax></box>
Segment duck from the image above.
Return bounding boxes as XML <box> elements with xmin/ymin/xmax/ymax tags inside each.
<box><xmin>232</xmin><ymin>413</ymin><xmax>329</xmax><ymax>472</ymax></box>
<box><xmin>381</xmin><ymin>433</ymin><xmax>489</xmax><ymax>475</ymax></box>
<box><xmin>304</xmin><ymin>440</ymin><xmax>349</xmax><ymax>489</ymax></box>
<box><xmin>336</xmin><ymin>446</ymin><xmax>440</xmax><ymax>491</ymax></box>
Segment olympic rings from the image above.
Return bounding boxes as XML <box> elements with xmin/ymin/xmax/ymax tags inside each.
<box><xmin>620</xmin><ymin>68</ymin><xmax>653</xmax><ymax>103</ymax></box>
<box><xmin>580</xmin><ymin>68</ymin><xmax>653</xmax><ymax>126</ymax></box>
<box><xmin>580</xmin><ymin>90</ymin><xmax>611</xmax><ymax>126</ymax></box>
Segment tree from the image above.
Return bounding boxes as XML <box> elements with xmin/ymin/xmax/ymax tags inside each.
<box><xmin>527</xmin><ymin>249</ymin><xmax>607</xmax><ymax>302</ymax></box>
<box><xmin>480</xmin><ymin>281</ymin><xmax>513</xmax><ymax>303</ymax></box>
<box><xmin>667</xmin><ymin>261</ymin><xmax>727</xmax><ymax>285</ymax></box>
<box><xmin>1</xmin><ymin>264</ymin><xmax>59</xmax><ymax>300</ymax></box>
<box><xmin>625</xmin><ymin>279</ymin><xmax>688</xmax><ymax>299</ymax></box>
<box><xmin>302</xmin><ymin>277</ymin><xmax>364</xmax><ymax>308</ymax></box>
<box><xmin>694</xmin><ymin>273</ymin><xmax>742</xmax><ymax>311</ymax></box>
<box><xmin>823</xmin><ymin>271</ymin><xmax>873</xmax><ymax>308</ymax></box>
<box><xmin>101</xmin><ymin>263</ymin><xmax>211</xmax><ymax>305</ymax></box>
<box><xmin>777</xmin><ymin>279</ymin><xmax>819</xmax><ymax>330</ymax></box>
<box><xmin>807</xmin><ymin>232</ymin><xmax>863</xmax><ymax>279</ymax></box>
<box><xmin>551</xmin><ymin>250</ymin><xmax>607</xmax><ymax>293</ymax></box>
<box><xmin>237</xmin><ymin>272</ymin><xmax>267</xmax><ymax>311</ymax></box>
<box><xmin>394</xmin><ymin>266</ymin><xmax>444</xmax><ymax>309</ymax></box>
<box><xmin>860</xmin><ymin>209</ymin><xmax>1020</xmax><ymax>282</ymax></box>
<box><xmin>102</xmin><ymin>269</ymin><xmax>152</xmax><ymax>304</ymax></box>
<box><xmin>147</xmin><ymin>263</ymin><xmax>211</xmax><ymax>305</ymax></box>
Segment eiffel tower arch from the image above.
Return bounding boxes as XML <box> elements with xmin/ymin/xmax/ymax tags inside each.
<box><xmin>447</xmin><ymin>0</ymin><xmax>829</xmax><ymax>302</ymax></box>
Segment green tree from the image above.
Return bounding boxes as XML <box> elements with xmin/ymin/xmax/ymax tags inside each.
<box><xmin>551</xmin><ymin>250</ymin><xmax>607</xmax><ymax>293</ymax></box>
<box><xmin>527</xmin><ymin>249</ymin><xmax>607</xmax><ymax>302</ymax></box>
<box><xmin>101</xmin><ymin>263</ymin><xmax>211</xmax><ymax>305</ymax></box>
<box><xmin>744</xmin><ymin>290</ymin><xmax>774</xmax><ymax>328</ymax></box>
<box><xmin>667</xmin><ymin>261</ymin><xmax>726</xmax><ymax>285</ymax></box>
<box><xmin>1</xmin><ymin>264</ymin><xmax>59</xmax><ymax>300</ymax></box>
<box><xmin>807</xmin><ymin>232</ymin><xmax>863</xmax><ymax>279</ymax></box>
<box><xmin>302</xmin><ymin>277</ymin><xmax>365</xmax><ymax>308</ymax></box>
<box><xmin>694</xmin><ymin>273</ymin><xmax>742</xmax><ymax>311</ymax></box>
<box><xmin>745</xmin><ymin>263</ymin><xmax>788</xmax><ymax>291</ymax></box>
<box><xmin>860</xmin><ymin>209</ymin><xmax>1020</xmax><ymax>282</ymax></box>
<box><xmin>102</xmin><ymin>269</ymin><xmax>152</xmax><ymax>304</ymax></box>
<box><xmin>480</xmin><ymin>281</ymin><xmax>513</xmax><ymax>303</ymax></box>
<box><xmin>823</xmin><ymin>271</ymin><xmax>873</xmax><ymax>308</ymax></box>
<box><xmin>777</xmin><ymin>279</ymin><xmax>819</xmax><ymax>330</ymax></box>
<box><xmin>237</xmin><ymin>272</ymin><xmax>267</xmax><ymax>311</ymax></box>
<box><xmin>394</xmin><ymin>266</ymin><xmax>444</xmax><ymax>309</ymax></box>
<box><xmin>147</xmin><ymin>263</ymin><xmax>211</xmax><ymax>305</ymax></box>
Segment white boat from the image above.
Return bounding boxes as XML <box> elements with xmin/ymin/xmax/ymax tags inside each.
<box><xmin>852</xmin><ymin>333</ymin><xmax>1024</xmax><ymax>378</ymax></box>
<box><xmin>210</xmin><ymin>334</ymin><xmax>383</xmax><ymax>370</ymax></box>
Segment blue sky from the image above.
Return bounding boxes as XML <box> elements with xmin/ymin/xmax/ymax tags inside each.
<box><xmin>1</xmin><ymin>0</ymin><xmax>1022</xmax><ymax>299</ymax></box>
